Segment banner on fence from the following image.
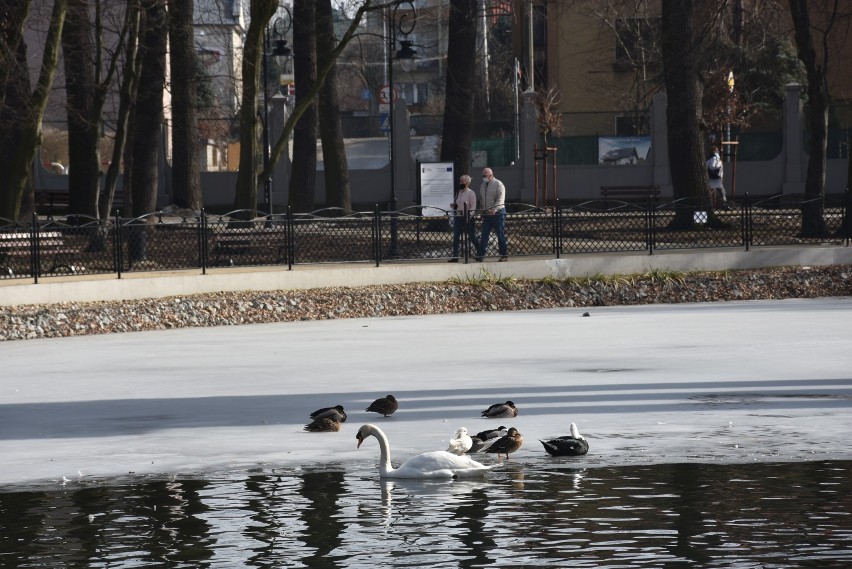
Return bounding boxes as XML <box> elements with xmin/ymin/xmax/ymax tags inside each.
<box><xmin>598</xmin><ymin>136</ymin><xmax>651</xmax><ymax>165</ymax></box>
<box><xmin>419</xmin><ymin>162</ymin><xmax>455</xmax><ymax>218</ymax></box>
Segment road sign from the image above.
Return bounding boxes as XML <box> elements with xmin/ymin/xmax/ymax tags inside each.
<box><xmin>378</xmin><ymin>84</ymin><xmax>398</xmax><ymax>105</ymax></box>
<box><xmin>379</xmin><ymin>113</ymin><xmax>390</xmax><ymax>133</ymax></box>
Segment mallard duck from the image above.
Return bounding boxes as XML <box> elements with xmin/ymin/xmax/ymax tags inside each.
<box><xmin>468</xmin><ymin>426</ymin><xmax>508</xmax><ymax>453</ymax></box>
<box><xmin>446</xmin><ymin>427</ymin><xmax>473</xmax><ymax>455</ymax></box>
<box><xmin>304</xmin><ymin>416</ymin><xmax>343</xmax><ymax>432</ymax></box>
<box><xmin>356</xmin><ymin>424</ymin><xmax>491</xmax><ymax>479</ymax></box>
<box><xmin>310</xmin><ymin>404</ymin><xmax>347</xmax><ymax>423</ymax></box>
<box><xmin>480</xmin><ymin>401</ymin><xmax>518</xmax><ymax>419</ymax></box>
<box><xmin>484</xmin><ymin>427</ymin><xmax>523</xmax><ymax>459</ymax></box>
<box><xmin>366</xmin><ymin>394</ymin><xmax>399</xmax><ymax>417</ymax></box>
<box><xmin>540</xmin><ymin>423</ymin><xmax>589</xmax><ymax>456</ymax></box>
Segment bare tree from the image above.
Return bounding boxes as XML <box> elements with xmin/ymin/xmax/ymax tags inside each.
<box><xmin>440</xmin><ymin>0</ymin><xmax>477</xmax><ymax>177</ymax></box>
<box><xmin>288</xmin><ymin>0</ymin><xmax>318</xmax><ymax>213</ymax></box>
<box><xmin>661</xmin><ymin>0</ymin><xmax>708</xmax><ymax>227</ymax></box>
<box><xmin>100</xmin><ymin>3</ymin><xmax>141</xmax><ymax>219</ymax></box>
<box><xmin>262</xmin><ymin>1</ymin><xmax>385</xmax><ymax>206</ymax></box>
<box><xmin>0</xmin><ymin>0</ymin><xmax>66</xmax><ymax>222</ymax></box>
<box><xmin>316</xmin><ymin>0</ymin><xmax>351</xmax><ymax>211</ymax></box>
<box><xmin>168</xmin><ymin>0</ymin><xmax>202</xmax><ymax>210</ymax></box>
<box><xmin>234</xmin><ymin>0</ymin><xmax>278</xmax><ymax>213</ymax></box>
<box><xmin>788</xmin><ymin>0</ymin><xmax>851</xmax><ymax>236</ymax></box>
<box><xmin>127</xmin><ymin>0</ymin><xmax>166</xmax><ymax>218</ymax></box>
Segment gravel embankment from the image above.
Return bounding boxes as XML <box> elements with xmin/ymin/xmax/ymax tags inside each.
<box><xmin>1</xmin><ymin>265</ymin><xmax>850</xmax><ymax>342</ymax></box>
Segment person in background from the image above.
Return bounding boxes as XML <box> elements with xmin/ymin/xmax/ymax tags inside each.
<box><xmin>449</xmin><ymin>174</ymin><xmax>478</xmax><ymax>262</ymax></box>
<box><xmin>706</xmin><ymin>146</ymin><xmax>730</xmax><ymax>210</ymax></box>
<box><xmin>476</xmin><ymin>167</ymin><xmax>508</xmax><ymax>261</ymax></box>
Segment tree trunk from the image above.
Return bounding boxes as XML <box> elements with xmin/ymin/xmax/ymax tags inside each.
<box><xmin>168</xmin><ymin>0</ymin><xmax>202</xmax><ymax>211</ymax></box>
<box><xmin>0</xmin><ymin>0</ymin><xmax>66</xmax><ymax>222</ymax></box>
<box><xmin>439</xmin><ymin>0</ymin><xmax>477</xmax><ymax>177</ymax></box>
<box><xmin>0</xmin><ymin>0</ymin><xmax>32</xmax><ymax>109</ymax></box>
<box><xmin>234</xmin><ymin>0</ymin><xmax>277</xmax><ymax>214</ymax></box>
<box><xmin>288</xmin><ymin>0</ymin><xmax>318</xmax><ymax>213</ymax></box>
<box><xmin>316</xmin><ymin>0</ymin><xmax>350</xmax><ymax>212</ymax></box>
<box><xmin>101</xmin><ymin>4</ymin><xmax>141</xmax><ymax>219</ymax></box>
<box><xmin>789</xmin><ymin>0</ymin><xmax>829</xmax><ymax>237</ymax></box>
<box><xmin>661</xmin><ymin>0</ymin><xmax>708</xmax><ymax>229</ymax></box>
<box><xmin>63</xmin><ymin>0</ymin><xmax>101</xmax><ymax>219</ymax></box>
<box><xmin>130</xmin><ymin>0</ymin><xmax>166</xmax><ymax>218</ymax></box>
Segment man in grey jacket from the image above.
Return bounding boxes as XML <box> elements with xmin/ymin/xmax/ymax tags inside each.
<box><xmin>476</xmin><ymin>167</ymin><xmax>508</xmax><ymax>261</ymax></box>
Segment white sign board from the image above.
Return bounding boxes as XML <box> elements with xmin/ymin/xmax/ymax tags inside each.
<box><xmin>419</xmin><ymin>162</ymin><xmax>455</xmax><ymax>217</ymax></box>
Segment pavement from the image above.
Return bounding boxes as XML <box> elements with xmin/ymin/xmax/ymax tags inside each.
<box><xmin>2</xmin><ymin>245</ymin><xmax>852</xmax><ymax>307</ymax></box>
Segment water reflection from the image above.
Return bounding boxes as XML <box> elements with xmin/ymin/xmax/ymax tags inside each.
<box><xmin>1</xmin><ymin>460</ymin><xmax>852</xmax><ymax>567</ymax></box>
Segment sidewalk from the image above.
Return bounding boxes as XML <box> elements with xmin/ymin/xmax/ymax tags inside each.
<box><xmin>3</xmin><ymin>245</ymin><xmax>851</xmax><ymax>307</ymax></box>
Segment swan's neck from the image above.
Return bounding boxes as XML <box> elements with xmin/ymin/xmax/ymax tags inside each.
<box><xmin>373</xmin><ymin>427</ymin><xmax>395</xmax><ymax>476</ymax></box>
<box><xmin>570</xmin><ymin>424</ymin><xmax>583</xmax><ymax>439</ymax></box>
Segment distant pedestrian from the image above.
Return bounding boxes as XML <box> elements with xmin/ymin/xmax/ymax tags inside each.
<box><xmin>706</xmin><ymin>146</ymin><xmax>730</xmax><ymax>210</ymax></box>
<box><xmin>449</xmin><ymin>174</ymin><xmax>478</xmax><ymax>262</ymax></box>
<box><xmin>476</xmin><ymin>167</ymin><xmax>508</xmax><ymax>261</ymax></box>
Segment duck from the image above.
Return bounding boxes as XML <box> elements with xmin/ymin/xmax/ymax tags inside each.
<box><xmin>366</xmin><ymin>394</ymin><xmax>399</xmax><ymax>417</ymax></box>
<box><xmin>445</xmin><ymin>427</ymin><xmax>473</xmax><ymax>455</ymax></box>
<box><xmin>540</xmin><ymin>422</ymin><xmax>590</xmax><ymax>456</ymax></box>
<box><xmin>481</xmin><ymin>401</ymin><xmax>518</xmax><ymax>419</ymax></box>
<box><xmin>304</xmin><ymin>416</ymin><xmax>343</xmax><ymax>432</ymax></box>
<box><xmin>309</xmin><ymin>404</ymin><xmax>347</xmax><ymax>423</ymax></box>
<box><xmin>356</xmin><ymin>423</ymin><xmax>492</xmax><ymax>479</ymax></box>
<box><xmin>468</xmin><ymin>426</ymin><xmax>508</xmax><ymax>453</ymax></box>
<box><xmin>484</xmin><ymin>427</ymin><xmax>524</xmax><ymax>459</ymax></box>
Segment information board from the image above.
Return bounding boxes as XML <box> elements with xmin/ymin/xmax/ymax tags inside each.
<box><xmin>419</xmin><ymin>162</ymin><xmax>455</xmax><ymax>218</ymax></box>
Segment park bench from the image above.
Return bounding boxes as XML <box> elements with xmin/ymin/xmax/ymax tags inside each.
<box><xmin>213</xmin><ymin>227</ymin><xmax>288</xmax><ymax>266</ymax></box>
<box><xmin>0</xmin><ymin>231</ymin><xmax>78</xmax><ymax>277</ymax></box>
<box><xmin>600</xmin><ymin>185</ymin><xmax>660</xmax><ymax>205</ymax></box>
<box><xmin>37</xmin><ymin>189</ymin><xmax>125</xmax><ymax>218</ymax></box>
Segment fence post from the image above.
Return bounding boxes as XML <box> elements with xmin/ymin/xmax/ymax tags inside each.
<box><xmin>199</xmin><ymin>208</ymin><xmax>207</xmax><ymax>274</ymax></box>
<box><xmin>31</xmin><ymin>212</ymin><xmax>39</xmax><ymax>284</ymax></box>
<box><xmin>287</xmin><ymin>205</ymin><xmax>294</xmax><ymax>270</ymax></box>
<box><xmin>113</xmin><ymin>210</ymin><xmax>123</xmax><ymax>279</ymax></box>
<box><xmin>646</xmin><ymin>195</ymin><xmax>654</xmax><ymax>255</ymax></box>
<box><xmin>743</xmin><ymin>192</ymin><xmax>751</xmax><ymax>251</ymax></box>
<box><xmin>553</xmin><ymin>199</ymin><xmax>561</xmax><ymax>259</ymax></box>
<box><xmin>373</xmin><ymin>204</ymin><xmax>381</xmax><ymax>267</ymax></box>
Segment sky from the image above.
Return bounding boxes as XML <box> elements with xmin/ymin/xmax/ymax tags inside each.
<box><xmin>1</xmin><ymin>297</ymin><xmax>851</xmax><ymax>490</ymax></box>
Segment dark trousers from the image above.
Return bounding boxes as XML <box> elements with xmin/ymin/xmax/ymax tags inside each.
<box><xmin>452</xmin><ymin>214</ymin><xmax>477</xmax><ymax>258</ymax></box>
<box><xmin>478</xmin><ymin>209</ymin><xmax>507</xmax><ymax>257</ymax></box>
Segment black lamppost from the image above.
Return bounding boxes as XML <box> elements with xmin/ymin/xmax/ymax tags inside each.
<box><xmin>387</xmin><ymin>0</ymin><xmax>417</xmax><ymax>257</ymax></box>
<box><xmin>262</xmin><ymin>7</ymin><xmax>292</xmax><ymax>214</ymax></box>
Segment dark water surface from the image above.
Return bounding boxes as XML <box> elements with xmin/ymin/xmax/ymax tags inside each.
<box><xmin>2</xmin><ymin>460</ymin><xmax>851</xmax><ymax>568</ymax></box>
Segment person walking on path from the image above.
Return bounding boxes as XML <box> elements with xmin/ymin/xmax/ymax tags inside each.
<box><xmin>706</xmin><ymin>146</ymin><xmax>730</xmax><ymax>210</ymax></box>
<box><xmin>476</xmin><ymin>167</ymin><xmax>508</xmax><ymax>261</ymax></box>
<box><xmin>449</xmin><ymin>175</ymin><xmax>478</xmax><ymax>262</ymax></box>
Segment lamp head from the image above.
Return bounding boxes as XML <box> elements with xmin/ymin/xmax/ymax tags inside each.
<box><xmin>273</xmin><ymin>39</ymin><xmax>291</xmax><ymax>66</ymax></box>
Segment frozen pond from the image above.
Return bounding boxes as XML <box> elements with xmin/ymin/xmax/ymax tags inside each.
<box><xmin>2</xmin><ymin>298</ymin><xmax>852</xmax><ymax>565</ymax></box>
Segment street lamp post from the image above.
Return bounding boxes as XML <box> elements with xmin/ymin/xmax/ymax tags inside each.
<box><xmin>262</xmin><ymin>7</ymin><xmax>292</xmax><ymax>214</ymax></box>
<box><xmin>387</xmin><ymin>1</ymin><xmax>417</xmax><ymax>257</ymax></box>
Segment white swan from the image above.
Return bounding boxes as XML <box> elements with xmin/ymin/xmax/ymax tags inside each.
<box><xmin>446</xmin><ymin>427</ymin><xmax>473</xmax><ymax>455</ymax></box>
<box><xmin>356</xmin><ymin>424</ymin><xmax>492</xmax><ymax>479</ymax></box>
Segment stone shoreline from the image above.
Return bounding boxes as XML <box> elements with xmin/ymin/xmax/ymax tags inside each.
<box><xmin>1</xmin><ymin>265</ymin><xmax>850</xmax><ymax>342</ymax></box>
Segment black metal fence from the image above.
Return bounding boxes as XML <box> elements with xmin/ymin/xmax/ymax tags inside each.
<box><xmin>2</xmin><ymin>193</ymin><xmax>850</xmax><ymax>283</ymax></box>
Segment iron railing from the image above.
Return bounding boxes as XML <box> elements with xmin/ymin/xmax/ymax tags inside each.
<box><xmin>2</xmin><ymin>192</ymin><xmax>850</xmax><ymax>283</ymax></box>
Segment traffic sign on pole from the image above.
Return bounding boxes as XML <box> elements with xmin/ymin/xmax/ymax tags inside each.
<box><xmin>378</xmin><ymin>84</ymin><xmax>398</xmax><ymax>105</ymax></box>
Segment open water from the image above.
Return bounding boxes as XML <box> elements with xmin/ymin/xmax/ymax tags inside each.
<box><xmin>2</xmin><ymin>459</ymin><xmax>851</xmax><ymax>568</ymax></box>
